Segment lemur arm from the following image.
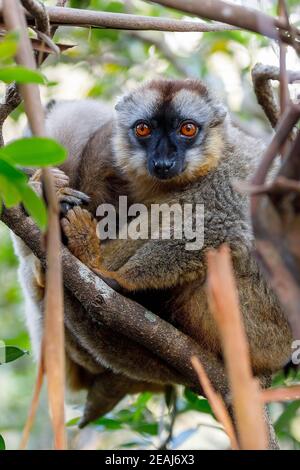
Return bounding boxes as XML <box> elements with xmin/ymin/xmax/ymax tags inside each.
<box><xmin>97</xmin><ymin>238</ymin><xmax>206</xmax><ymax>291</ymax></box>
<box><xmin>61</xmin><ymin>207</ymin><xmax>206</xmax><ymax>292</ymax></box>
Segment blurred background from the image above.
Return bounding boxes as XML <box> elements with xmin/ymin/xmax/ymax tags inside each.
<box><xmin>0</xmin><ymin>0</ymin><xmax>300</xmax><ymax>450</ymax></box>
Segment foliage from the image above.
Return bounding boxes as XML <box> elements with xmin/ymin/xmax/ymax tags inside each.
<box><xmin>0</xmin><ymin>32</ymin><xmax>67</xmax><ymax>230</ymax></box>
<box><xmin>0</xmin><ymin>0</ymin><xmax>299</xmax><ymax>450</ymax></box>
<box><xmin>0</xmin><ymin>434</ymin><xmax>5</xmax><ymax>450</ymax></box>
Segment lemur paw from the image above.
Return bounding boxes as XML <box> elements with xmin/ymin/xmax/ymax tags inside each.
<box><xmin>57</xmin><ymin>188</ymin><xmax>90</xmax><ymax>215</ymax></box>
<box><xmin>29</xmin><ymin>168</ymin><xmax>90</xmax><ymax>215</ymax></box>
<box><xmin>30</xmin><ymin>168</ymin><xmax>69</xmax><ymax>194</ymax></box>
<box><xmin>61</xmin><ymin>206</ymin><xmax>101</xmax><ymax>268</ymax></box>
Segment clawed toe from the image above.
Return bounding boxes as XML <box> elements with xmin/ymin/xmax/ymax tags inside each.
<box><xmin>57</xmin><ymin>188</ymin><xmax>90</xmax><ymax>215</ymax></box>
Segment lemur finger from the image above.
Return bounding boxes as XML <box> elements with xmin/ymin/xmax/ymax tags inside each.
<box><xmin>58</xmin><ymin>195</ymin><xmax>85</xmax><ymax>206</ymax></box>
<box><xmin>64</xmin><ymin>208</ymin><xmax>78</xmax><ymax>225</ymax></box>
<box><xmin>61</xmin><ymin>217</ymin><xmax>72</xmax><ymax>236</ymax></box>
<box><xmin>59</xmin><ymin>188</ymin><xmax>90</xmax><ymax>202</ymax></box>
<box><xmin>30</xmin><ymin>168</ymin><xmax>69</xmax><ymax>189</ymax></box>
<box><xmin>73</xmin><ymin>206</ymin><xmax>93</xmax><ymax>222</ymax></box>
<box><xmin>60</xmin><ymin>202</ymin><xmax>73</xmax><ymax>215</ymax></box>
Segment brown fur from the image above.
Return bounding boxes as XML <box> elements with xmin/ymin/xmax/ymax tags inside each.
<box><xmin>27</xmin><ymin>80</ymin><xmax>292</xmax><ymax>439</ymax></box>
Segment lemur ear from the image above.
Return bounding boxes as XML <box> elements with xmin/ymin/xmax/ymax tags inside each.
<box><xmin>115</xmin><ymin>99</ymin><xmax>123</xmax><ymax>112</ymax></box>
<box><xmin>115</xmin><ymin>95</ymin><xmax>129</xmax><ymax>112</ymax></box>
<box><xmin>209</xmin><ymin>103</ymin><xmax>227</xmax><ymax>127</ymax></box>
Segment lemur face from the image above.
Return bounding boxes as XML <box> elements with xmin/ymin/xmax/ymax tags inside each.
<box><xmin>114</xmin><ymin>80</ymin><xmax>227</xmax><ymax>183</ymax></box>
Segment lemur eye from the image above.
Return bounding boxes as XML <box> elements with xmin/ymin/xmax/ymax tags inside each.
<box><xmin>180</xmin><ymin>121</ymin><xmax>198</xmax><ymax>138</ymax></box>
<box><xmin>135</xmin><ymin>122</ymin><xmax>151</xmax><ymax>137</ymax></box>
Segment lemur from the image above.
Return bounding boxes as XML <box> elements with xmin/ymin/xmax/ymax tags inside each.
<box><xmin>12</xmin><ymin>79</ymin><xmax>292</xmax><ymax>435</ymax></box>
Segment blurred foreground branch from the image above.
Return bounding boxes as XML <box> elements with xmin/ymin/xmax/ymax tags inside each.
<box><xmin>2</xmin><ymin>0</ymin><xmax>66</xmax><ymax>450</ymax></box>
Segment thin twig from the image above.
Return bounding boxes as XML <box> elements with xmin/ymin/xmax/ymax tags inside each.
<box><xmin>2</xmin><ymin>0</ymin><xmax>66</xmax><ymax>450</ymax></box>
<box><xmin>19</xmin><ymin>358</ymin><xmax>44</xmax><ymax>450</ymax></box>
<box><xmin>191</xmin><ymin>356</ymin><xmax>239</xmax><ymax>450</ymax></box>
<box><xmin>262</xmin><ymin>385</ymin><xmax>300</xmax><ymax>403</ymax></box>
<box><xmin>206</xmin><ymin>245</ymin><xmax>268</xmax><ymax>450</ymax></box>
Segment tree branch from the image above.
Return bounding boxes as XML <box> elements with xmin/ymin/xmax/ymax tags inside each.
<box><xmin>148</xmin><ymin>0</ymin><xmax>300</xmax><ymax>50</ymax></box>
<box><xmin>252</xmin><ymin>63</ymin><xmax>300</xmax><ymax>129</ymax></box>
<box><xmin>0</xmin><ymin>3</ymin><xmax>239</xmax><ymax>33</ymax></box>
<box><xmin>0</xmin><ymin>84</ymin><xmax>21</xmax><ymax>147</ymax></box>
<box><xmin>0</xmin><ymin>205</ymin><xmax>229</xmax><ymax>396</ymax></box>
<box><xmin>21</xmin><ymin>0</ymin><xmax>50</xmax><ymax>36</ymax></box>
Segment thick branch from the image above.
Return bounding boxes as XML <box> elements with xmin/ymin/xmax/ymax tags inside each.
<box><xmin>0</xmin><ymin>3</ymin><xmax>239</xmax><ymax>33</ymax></box>
<box><xmin>149</xmin><ymin>0</ymin><xmax>300</xmax><ymax>50</ymax></box>
<box><xmin>0</xmin><ymin>205</ymin><xmax>228</xmax><ymax>395</ymax></box>
<box><xmin>252</xmin><ymin>63</ymin><xmax>300</xmax><ymax>129</ymax></box>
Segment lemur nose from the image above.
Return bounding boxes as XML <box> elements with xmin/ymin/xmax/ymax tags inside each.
<box><xmin>153</xmin><ymin>159</ymin><xmax>175</xmax><ymax>174</ymax></box>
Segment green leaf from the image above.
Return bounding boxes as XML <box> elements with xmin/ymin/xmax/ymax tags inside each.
<box><xmin>0</xmin><ymin>345</ymin><xmax>28</xmax><ymax>364</ymax></box>
<box><xmin>66</xmin><ymin>417</ymin><xmax>80</xmax><ymax>427</ymax></box>
<box><xmin>119</xmin><ymin>441</ymin><xmax>141</xmax><ymax>448</ymax></box>
<box><xmin>19</xmin><ymin>185</ymin><xmax>47</xmax><ymax>230</ymax></box>
<box><xmin>0</xmin><ymin>175</ymin><xmax>22</xmax><ymax>207</ymax></box>
<box><xmin>182</xmin><ymin>389</ymin><xmax>213</xmax><ymax>415</ymax></box>
<box><xmin>131</xmin><ymin>421</ymin><xmax>158</xmax><ymax>436</ymax></box>
<box><xmin>0</xmin><ymin>66</ymin><xmax>46</xmax><ymax>84</ymax></box>
<box><xmin>94</xmin><ymin>417</ymin><xmax>124</xmax><ymax>430</ymax></box>
<box><xmin>0</xmin><ymin>31</ymin><xmax>19</xmax><ymax>63</ymax></box>
<box><xmin>1</xmin><ymin>137</ymin><xmax>67</xmax><ymax>167</ymax></box>
<box><xmin>0</xmin><ymin>158</ymin><xmax>27</xmax><ymax>183</ymax></box>
<box><xmin>0</xmin><ymin>435</ymin><xmax>5</xmax><ymax>450</ymax></box>
<box><xmin>0</xmin><ymin>159</ymin><xmax>26</xmax><ymax>207</ymax></box>
<box><xmin>275</xmin><ymin>401</ymin><xmax>300</xmax><ymax>434</ymax></box>
<box><xmin>0</xmin><ymin>40</ymin><xmax>18</xmax><ymax>62</ymax></box>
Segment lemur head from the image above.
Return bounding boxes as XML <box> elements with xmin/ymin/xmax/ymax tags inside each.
<box><xmin>113</xmin><ymin>79</ymin><xmax>227</xmax><ymax>186</ymax></box>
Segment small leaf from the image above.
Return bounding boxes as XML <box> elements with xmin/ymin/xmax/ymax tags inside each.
<box><xmin>0</xmin><ymin>174</ymin><xmax>22</xmax><ymax>207</ymax></box>
<box><xmin>0</xmin><ymin>345</ymin><xmax>28</xmax><ymax>364</ymax></box>
<box><xmin>0</xmin><ymin>66</ymin><xmax>46</xmax><ymax>84</ymax></box>
<box><xmin>0</xmin><ymin>159</ymin><xmax>26</xmax><ymax>207</ymax></box>
<box><xmin>66</xmin><ymin>417</ymin><xmax>80</xmax><ymax>427</ymax></box>
<box><xmin>94</xmin><ymin>417</ymin><xmax>124</xmax><ymax>430</ymax></box>
<box><xmin>131</xmin><ymin>421</ymin><xmax>158</xmax><ymax>436</ymax></box>
<box><xmin>19</xmin><ymin>185</ymin><xmax>48</xmax><ymax>230</ymax></box>
<box><xmin>119</xmin><ymin>441</ymin><xmax>141</xmax><ymax>448</ymax></box>
<box><xmin>275</xmin><ymin>401</ymin><xmax>300</xmax><ymax>433</ymax></box>
<box><xmin>1</xmin><ymin>137</ymin><xmax>67</xmax><ymax>167</ymax></box>
<box><xmin>0</xmin><ymin>31</ymin><xmax>19</xmax><ymax>62</ymax></box>
<box><xmin>0</xmin><ymin>158</ymin><xmax>27</xmax><ymax>183</ymax></box>
<box><xmin>0</xmin><ymin>40</ymin><xmax>18</xmax><ymax>62</ymax></box>
<box><xmin>0</xmin><ymin>435</ymin><xmax>5</xmax><ymax>450</ymax></box>
<box><xmin>182</xmin><ymin>389</ymin><xmax>213</xmax><ymax>415</ymax></box>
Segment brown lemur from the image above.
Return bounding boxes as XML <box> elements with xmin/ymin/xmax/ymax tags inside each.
<box><xmin>12</xmin><ymin>80</ymin><xmax>292</xmax><ymax>431</ymax></box>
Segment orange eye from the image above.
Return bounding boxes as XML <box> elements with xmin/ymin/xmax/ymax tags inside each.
<box><xmin>180</xmin><ymin>122</ymin><xmax>198</xmax><ymax>137</ymax></box>
<box><xmin>135</xmin><ymin>122</ymin><xmax>151</xmax><ymax>137</ymax></box>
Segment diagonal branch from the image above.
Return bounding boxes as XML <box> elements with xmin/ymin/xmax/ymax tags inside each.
<box><xmin>0</xmin><ymin>204</ymin><xmax>229</xmax><ymax>397</ymax></box>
